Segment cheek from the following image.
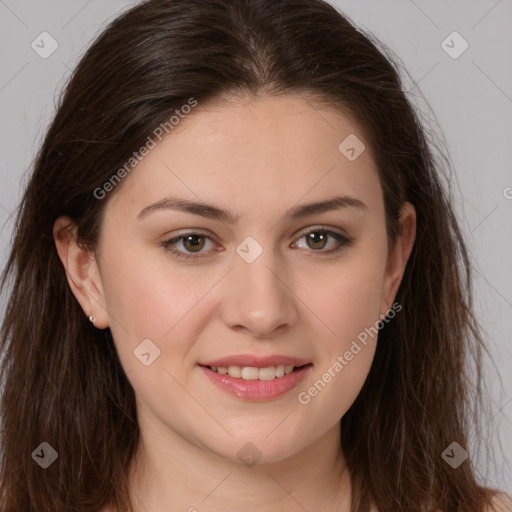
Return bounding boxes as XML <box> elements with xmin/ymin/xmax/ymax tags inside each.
<box><xmin>99</xmin><ymin>242</ymin><xmax>214</xmax><ymax>372</ymax></box>
<box><xmin>293</xmin><ymin>247</ymin><xmax>385</xmax><ymax>413</ymax></box>
<box><xmin>100</xmin><ymin>258</ymin><xmax>212</xmax><ymax>423</ymax></box>
<box><xmin>303</xmin><ymin>250</ymin><xmax>386</xmax><ymax>354</ymax></box>
<box><xmin>296</xmin><ymin>339</ymin><xmax>376</xmax><ymax>437</ymax></box>
<box><xmin>294</xmin><ymin>270</ymin><xmax>383</xmax><ymax>428</ymax></box>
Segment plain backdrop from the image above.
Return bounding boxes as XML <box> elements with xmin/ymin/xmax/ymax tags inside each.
<box><xmin>0</xmin><ymin>0</ymin><xmax>511</xmax><ymax>494</ymax></box>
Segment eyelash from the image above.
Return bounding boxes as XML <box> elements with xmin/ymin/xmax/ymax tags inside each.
<box><xmin>161</xmin><ymin>227</ymin><xmax>354</xmax><ymax>261</ymax></box>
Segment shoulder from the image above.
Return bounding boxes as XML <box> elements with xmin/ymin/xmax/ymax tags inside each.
<box><xmin>485</xmin><ymin>493</ymin><xmax>512</xmax><ymax>512</ymax></box>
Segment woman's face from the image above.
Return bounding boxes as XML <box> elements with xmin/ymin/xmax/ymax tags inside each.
<box><xmin>58</xmin><ymin>94</ymin><xmax>415</xmax><ymax>465</ymax></box>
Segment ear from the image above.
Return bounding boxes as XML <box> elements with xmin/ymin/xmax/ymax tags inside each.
<box><xmin>53</xmin><ymin>215</ymin><xmax>110</xmax><ymax>329</ymax></box>
<box><xmin>379</xmin><ymin>201</ymin><xmax>416</xmax><ymax>316</ymax></box>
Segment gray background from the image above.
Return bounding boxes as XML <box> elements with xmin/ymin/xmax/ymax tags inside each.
<box><xmin>1</xmin><ymin>0</ymin><xmax>511</xmax><ymax>493</ymax></box>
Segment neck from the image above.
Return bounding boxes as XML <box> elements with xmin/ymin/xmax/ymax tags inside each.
<box><xmin>127</xmin><ymin>417</ymin><xmax>352</xmax><ymax>512</ymax></box>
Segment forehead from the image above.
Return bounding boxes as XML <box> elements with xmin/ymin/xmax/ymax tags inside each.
<box><xmin>105</xmin><ymin>94</ymin><xmax>382</xmax><ymax>222</ymax></box>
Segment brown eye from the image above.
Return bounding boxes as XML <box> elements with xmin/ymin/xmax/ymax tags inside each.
<box><xmin>181</xmin><ymin>234</ymin><xmax>206</xmax><ymax>253</ymax></box>
<box><xmin>293</xmin><ymin>228</ymin><xmax>354</xmax><ymax>255</ymax></box>
<box><xmin>305</xmin><ymin>231</ymin><xmax>329</xmax><ymax>250</ymax></box>
<box><xmin>161</xmin><ymin>232</ymin><xmax>217</xmax><ymax>260</ymax></box>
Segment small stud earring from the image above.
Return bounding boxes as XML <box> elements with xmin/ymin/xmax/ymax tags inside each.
<box><xmin>89</xmin><ymin>315</ymin><xmax>95</xmax><ymax>324</ymax></box>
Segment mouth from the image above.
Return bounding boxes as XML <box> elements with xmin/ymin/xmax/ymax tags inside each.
<box><xmin>198</xmin><ymin>362</ymin><xmax>314</xmax><ymax>401</ymax></box>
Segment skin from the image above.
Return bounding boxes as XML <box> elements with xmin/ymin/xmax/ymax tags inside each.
<box><xmin>54</xmin><ymin>94</ymin><xmax>417</xmax><ymax>512</ymax></box>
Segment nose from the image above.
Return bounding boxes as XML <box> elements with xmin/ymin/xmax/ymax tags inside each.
<box><xmin>220</xmin><ymin>245</ymin><xmax>298</xmax><ymax>339</ymax></box>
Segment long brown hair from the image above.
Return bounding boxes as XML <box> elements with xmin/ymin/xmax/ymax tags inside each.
<box><xmin>0</xmin><ymin>0</ymin><xmax>506</xmax><ymax>510</ymax></box>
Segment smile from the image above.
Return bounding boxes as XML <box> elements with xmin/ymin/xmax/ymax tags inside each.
<box><xmin>199</xmin><ymin>363</ymin><xmax>313</xmax><ymax>401</ymax></box>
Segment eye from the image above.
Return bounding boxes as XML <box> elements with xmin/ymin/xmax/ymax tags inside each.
<box><xmin>292</xmin><ymin>227</ymin><xmax>354</xmax><ymax>256</ymax></box>
<box><xmin>161</xmin><ymin>232</ymin><xmax>218</xmax><ymax>260</ymax></box>
<box><xmin>161</xmin><ymin>226</ymin><xmax>354</xmax><ymax>261</ymax></box>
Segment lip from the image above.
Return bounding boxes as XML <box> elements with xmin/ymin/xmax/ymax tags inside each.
<box><xmin>200</xmin><ymin>354</ymin><xmax>311</xmax><ymax>368</ymax></box>
<box><xmin>199</xmin><ymin>363</ymin><xmax>313</xmax><ymax>401</ymax></box>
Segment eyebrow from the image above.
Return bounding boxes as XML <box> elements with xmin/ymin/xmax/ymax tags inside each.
<box><xmin>137</xmin><ymin>194</ymin><xmax>367</xmax><ymax>223</ymax></box>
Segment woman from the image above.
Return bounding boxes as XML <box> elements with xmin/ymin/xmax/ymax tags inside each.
<box><xmin>0</xmin><ymin>0</ymin><xmax>510</xmax><ymax>510</ymax></box>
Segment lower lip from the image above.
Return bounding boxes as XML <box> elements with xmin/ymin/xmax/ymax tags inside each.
<box><xmin>199</xmin><ymin>364</ymin><xmax>313</xmax><ymax>401</ymax></box>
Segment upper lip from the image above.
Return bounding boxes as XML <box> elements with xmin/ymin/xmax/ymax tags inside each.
<box><xmin>200</xmin><ymin>354</ymin><xmax>311</xmax><ymax>368</ymax></box>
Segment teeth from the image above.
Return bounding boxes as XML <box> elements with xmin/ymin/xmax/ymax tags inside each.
<box><xmin>227</xmin><ymin>366</ymin><xmax>242</xmax><ymax>378</ymax></box>
<box><xmin>241</xmin><ymin>366</ymin><xmax>259</xmax><ymax>380</ymax></box>
<box><xmin>212</xmin><ymin>364</ymin><xmax>297</xmax><ymax>380</ymax></box>
<box><xmin>257</xmin><ymin>366</ymin><xmax>277</xmax><ymax>380</ymax></box>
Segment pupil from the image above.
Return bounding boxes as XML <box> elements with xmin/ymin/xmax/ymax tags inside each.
<box><xmin>308</xmin><ymin>232</ymin><xmax>326</xmax><ymax>250</ymax></box>
<box><xmin>184</xmin><ymin>235</ymin><xmax>204</xmax><ymax>252</ymax></box>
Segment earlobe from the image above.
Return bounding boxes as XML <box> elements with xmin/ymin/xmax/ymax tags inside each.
<box><xmin>53</xmin><ymin>215</ymin><xmax>110</xmax><ymax>329</ymax></box>
<box><xmin>379</xmin><ymin>202</ymin><xmax>417</xmax><ymax>316</ymax></box>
